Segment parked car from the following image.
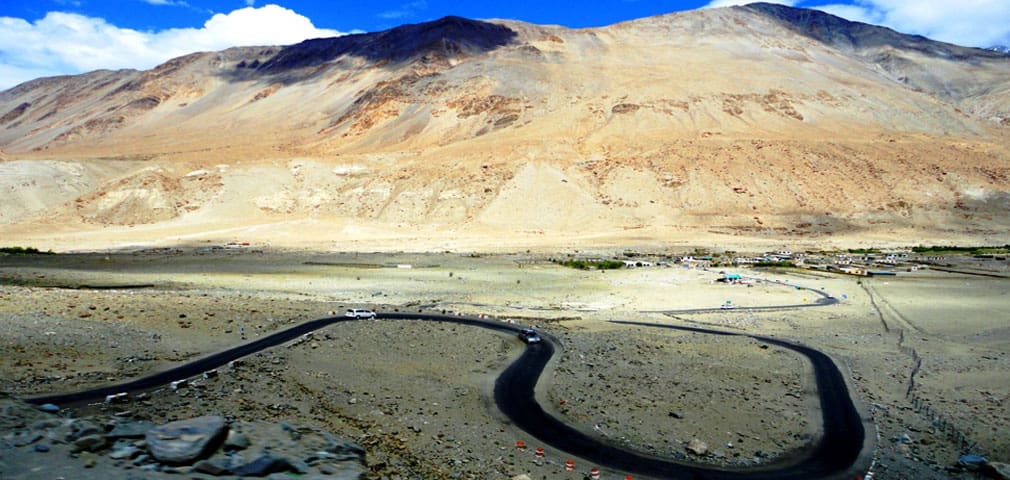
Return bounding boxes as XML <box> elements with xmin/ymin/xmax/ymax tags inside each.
<box><xmin>518</xmin><ymin>328</ymin><xmax>542</xmax><ymax>344</ymax></box>
<box><xmin>345</xmin><ymin>308</ymin><xmax>376</xmax><ymax>319</ymax></box>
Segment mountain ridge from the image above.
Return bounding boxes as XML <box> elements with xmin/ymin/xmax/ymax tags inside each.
<box><xmin>743</xmin><ymin>2</ymin><xmax>1005</xmax><ymax>60</ymax></box>
<box><xmin>0</xmin><ymin>4</ymin><xmax>1008</xmax><ymax>250</ymax></box>
<box><xmin>257</xmin><ymin>15</ymin><xmax>518</xmax><ymax>73</ymax></box>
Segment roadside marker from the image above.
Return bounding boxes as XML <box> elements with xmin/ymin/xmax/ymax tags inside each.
<box><xmin>590</xmin><ymin>467</ymin><xmax>601</xmax><ymax>479</ymax></box>
<box><xmin>565</xmin><ymin>459</ymin><xmax>575</xmax><ymax>471</ymax></box>
<box><xmin>104</xmin><ymin>392</ymin><xmax>127</xmax><ymax>403</ymax></box>
<box><xmin>535</xmin><ymin>447</ymin><xmax>544</xmax><ymax>458</ymax></box>
<box><xmin>516</xmin><ymin>440</ymin><xmax>526</xmax><ymax>450</ymax></box>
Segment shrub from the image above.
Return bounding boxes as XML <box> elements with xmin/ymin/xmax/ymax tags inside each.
<box><xmin>846</xmin><ymin>248</ymin><xmax>880</xmax><ymax>254</ymax></box>
<box><xmin>753</xmin><ymin>261</ymin><xmax>796</xmax><ymax>268</ymax></box>
<box><xmin>556</xmin><ymin>259</ymin><xmax>625</xmax><ymax>270</ymax></box>
<box><xmin>912</xmin><ymin>244</ymin><xmax>1010</xmax><ymax>255</ymax></box>
<box><xmin>0</xmin><ymin>246</ymin><xmax>53</xmax><ymax>255</ymax></box>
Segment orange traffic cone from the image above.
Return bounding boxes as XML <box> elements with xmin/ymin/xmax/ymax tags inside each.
<box><xmin>516</xmin><ymin>440</ymin><xmax>526</xmax><ymax>450</ymax></box>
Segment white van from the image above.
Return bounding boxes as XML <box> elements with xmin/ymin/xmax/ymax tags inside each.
<box><xmin>344</xmin><ymin>308</ymin><xmax>376</xmax><ymax>319</ymax></box>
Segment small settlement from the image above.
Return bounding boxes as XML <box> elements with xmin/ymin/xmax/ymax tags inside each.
<box><xmin>561</xmin><ymin>247</ymin><xmax>1010</xmax><ymax>278</ymax></box>
<box><xmin>578</xmin><ymin>249</ymin><xmax>987</xmax><ymax>278</ymax></box>
<box><xmin>733</xmin><ymin>250</ymin><xmax>925</xmax><ymax>277</ymax></box>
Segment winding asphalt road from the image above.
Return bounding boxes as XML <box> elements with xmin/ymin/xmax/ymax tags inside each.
<box><xmin>649</xmin><ymin>278</ymin><xmax>839</xmax><ymax>315</ymax></box>
<box><xmin>28</xmin><ymin>310</ymin><xmax>868</xmax><ymax>480</ymax></box>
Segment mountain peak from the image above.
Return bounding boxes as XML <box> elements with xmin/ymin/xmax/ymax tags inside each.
<box><xmin>741</xmin><ymin>2</ymin><xmax>1003</xmax><ymax>60</ymax></box>
<box><xmin>257</xmin><ymin>16</ymin><xmax>517</xmax><ymax>73</ymax></box>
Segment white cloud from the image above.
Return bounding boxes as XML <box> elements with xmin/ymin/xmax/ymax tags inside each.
<box><xmin>811</xmin><ymin>4</ymin><xmax>884</xmax><ymax>24</ymax></box>
<box><xmin>378</xmin><ymin>1</ymin><xmax>428</xmax><ymax>20</ymax></box>
<box><xmin>141</xmin><ymin>0</ymin><xmax>190</xmax><ymax>6</ymax></box>
<box><xmin>704</xmin><ymin>0</ymin><xmax>797</xmax><ymax>7</ymax></box>
<box><xmin>705</xmin><ymin>0</ymin><xmax>1010</xmax><ymax>48</ymax></box>
<box><xmin>808</xmin><ymin>0</ymin><xmax>1010</xmax><ymax>48</ymax></box>
<box><xmin>0</xmin><ymin>4</ymin><xmax>346</xmax><ymax>91</ymax></box>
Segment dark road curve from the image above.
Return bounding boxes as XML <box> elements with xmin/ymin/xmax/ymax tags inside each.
<box><xmin>28</xmin><ymin>312</ymin><xmax>867</xmax><ymax>480</ymax></box>
<box><xmin>649</xmin><ymin>280</ymin><xmax>840</xmax><ymax>315</ymax></box>
<box><xmin>26</xmin><ymin>313</ymin><xmax>520</xmax><ymax>407</ymax></box>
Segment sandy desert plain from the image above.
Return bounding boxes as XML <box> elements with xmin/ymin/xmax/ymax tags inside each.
<box><xmin>0</xmin><ymin>246</ymin><xmax>1008</xmax><ymax>480</ymax></box>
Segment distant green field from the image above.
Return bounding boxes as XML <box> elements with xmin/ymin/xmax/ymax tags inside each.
<box><xmin>846</xmin><ymin>248</ymin><xmax>881</xmax><ymax>254</ymax></box>
<box><xmin>555</xmin><ymin>259</ymin><xmax>625</xmax><ymax>270</ymax></box>
<box><xmin>753</xmin><ymin>261</ymin><xmax>796</xmax><ymax>268</ymax></box>
<box><xmin>0</xmin><ymin>246</ymin><xmax>54</xmax><ymax>255</ymax></box>
<box><xmin>912</xmin><ymin>245</ymin><xmax>1010</xmax><ymax>255</ymax></box>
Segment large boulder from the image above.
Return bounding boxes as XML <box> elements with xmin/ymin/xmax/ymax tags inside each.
<box><xmin>145</xmin><ymin>415</ymin><xmax>228</xmax><ymax>465</ymax></box>
<box><xmin>106</xmin><ymin>421</ymin><xmax>155</xmax><ymax>439</ymax></box>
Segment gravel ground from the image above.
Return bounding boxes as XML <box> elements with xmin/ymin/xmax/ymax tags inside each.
<box><xmin>1</xmin><ymin>251</ymin><xmax>1008</xmax><ymax>480</ymax></box>
<box><xmin>548</xmin><ymin>325</ymin><xmax>814</xmax><ymax>466</ymax></box>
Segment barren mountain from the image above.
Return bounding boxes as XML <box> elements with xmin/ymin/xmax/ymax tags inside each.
<box><xmin>1</xmin><ymin>3</ymin><xmax>1008</xmax><ymax>251</ymax></box>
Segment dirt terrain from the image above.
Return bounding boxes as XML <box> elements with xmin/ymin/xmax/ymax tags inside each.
<box><xmin>1</xmin><ymin>250</ymin><xmax>1007</xmax><ymax>479</ymax></box>
<box><xmin>1</xmin><ymin>5</ymin><xmax>1009</xmax><ymax>250</ymax></box>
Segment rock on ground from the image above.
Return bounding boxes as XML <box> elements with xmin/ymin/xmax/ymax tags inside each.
<box><xmin>145</xmin><ymin>415</ymin><xmax>228</xmax><ymax>465</ymax></box>
<box><xmin>687</xmin><ymin>438</ymin><xmax>709</xmax><ymax>455</ymax></box>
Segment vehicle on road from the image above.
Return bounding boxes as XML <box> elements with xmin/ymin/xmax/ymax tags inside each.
<box><xmin>720</xmin><ymin>303</ymin><xmax>736</xmax><ymax>310</ymax></box>
<box><xmin>518</xmin><ymin>328</ymin><xmax>542</xmax><ymax>344</ymax></box>
<box><xmin>345</xmin><ymin>308</ymin><xmax>376</xmax><ymax>319</ymax></box>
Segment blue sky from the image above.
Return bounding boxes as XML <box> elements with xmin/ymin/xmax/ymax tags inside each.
<box><xmin>6</xmin><ymin>1</ymin><xmax>733</xmax><ymax>33</ymax></box>
<box><xmin>2</xmin><ymin>0</ymin><xmax>1008</xmax><ymax>90</ymax></box>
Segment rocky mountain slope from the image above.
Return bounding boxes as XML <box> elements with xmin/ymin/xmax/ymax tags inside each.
<box><xmin>1</xmin><ymin>3</ymin><xmax>1008</xmax><ymax>250</ymax></box>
